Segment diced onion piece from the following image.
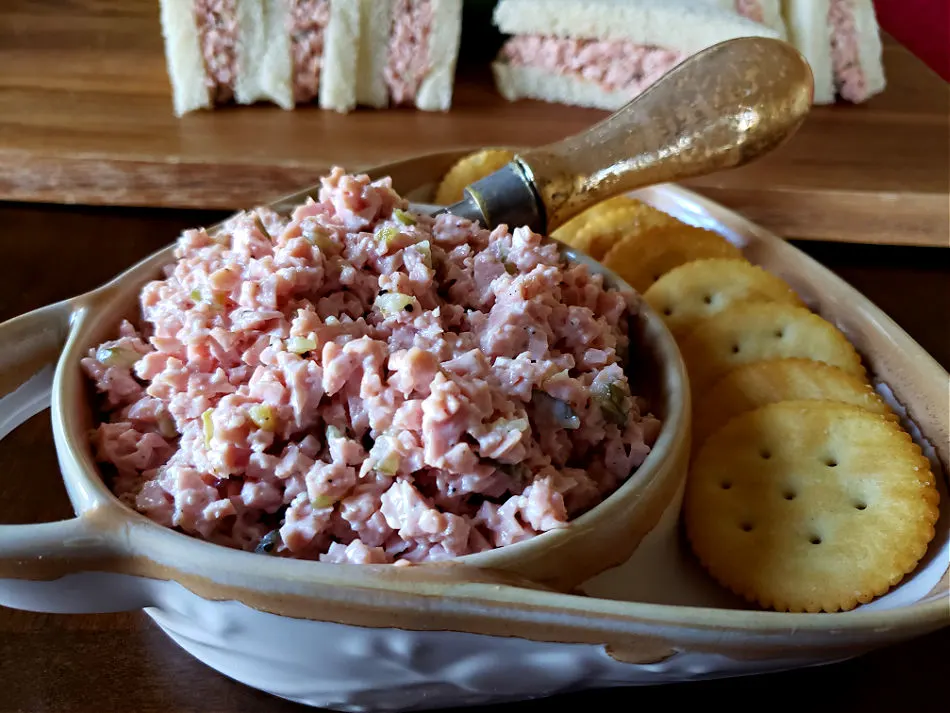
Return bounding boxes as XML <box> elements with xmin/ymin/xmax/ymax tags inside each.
<box><xmin>414</xmin><ymin>240</ymin><xmax>433</xmax><ymax>268</ymax></box>
<box><xmin>326</xmin><ymin>425</ymin><xmax>344</xmax><ymax>441</ymax></box>
<box><xmin>491</xmin><ymin>416</ymin><xmax>530</xmax><ymax>434</ymax></box>
<box><xmin>255</xmin><ymin>530</ymin><xmax>281</xmax><ymax>555</ymax></box>
<box><xmin>157</xmin><ymin>414</ymin><xmax>179</xmax><ymax>439</ymax></box>
<box><xmin>531</xmin><ymin>390</ymin><xmax>580</xmax><ymax>430</ymax></box>
<box><xmin>249</xmin><ymin>404</ymin><xmax>277</xmax><ymax>432</ymax></box>
<box><xmin>393</xmin><ymin>208</ymin><xmax>417</xmax><ymax>226</ymax></box>
<box><xmin>287</xmin><ymin>336</ymin><xmax>317</xmax><ymax>354</ymax></box>
<box><xmin>302</xmin><ymin>224</ymin><xmax>334</xmax><ymax>251</ymax></box>
<box><xmin>95</xmin><ymin>346</ymin><xmax>140</xmax><ymax>370</ymax></box>
<box><xmin>190</xmin><ymin>288</ymin><xmax>202</xmax><ymax>302</ymax></box>
<box><xmin>324</xmin><ymin>316</ymin><xmax>340</xmax><ymax>326</ymax></box>
<box><xmin>374</xmin><ymin>292</ymin><xmax>417</xmax><ymax>317</ymax></box>
<box><xmin>202</xmin><ymin>408</ymin><xmax>214</xmax><ymax>447</ymax></box>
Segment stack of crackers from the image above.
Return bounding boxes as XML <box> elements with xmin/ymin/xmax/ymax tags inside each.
<box><xmin>436</xmin><ymin>150</ymin><xmax>941</xmax><ymax>614</ymax></box>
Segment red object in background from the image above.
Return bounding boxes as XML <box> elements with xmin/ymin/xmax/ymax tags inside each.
<box><xmin>874</xmin><ymin>0</ymin><xmax>950</xmax><ymax>81</ymax></box>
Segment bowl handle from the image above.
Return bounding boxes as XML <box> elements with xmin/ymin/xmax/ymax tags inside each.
<box><xmin>0</xmin><ymin>301</ymin><xmax>149</xmax><ymax>613</ymax></box>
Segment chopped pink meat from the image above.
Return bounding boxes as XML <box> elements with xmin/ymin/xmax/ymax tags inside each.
<box><xmin>384</xmin><ymin>0</ymin><xmax>433</xmax><ymax>105</ymax></box>
<box><xmin>84</xmin><ymin>166</ymin><xmax>660</xmax><ymax>564</ymax></box>
<box><xmin>499</xmin><ymin>35</ymin><xmax>685</xmax><ymax>96</ymax></box>
<box><xmin>829</xmin><ymin>0</ymin><xmax>871</xmax><ymax>102</ymax></box>
<box><xmin>735</xmin><ymin>0</ymin><xmax>765</xmax><ymax>24</ymax></box>
<box><xmin>194</xmin><ymin>0</ymin><xmax>238</xmax><ymax>103</ymax></box>
<box><xmin>289</xmin><ymin>0</ymin><xmax>331</xmax><ymax>104</ymax></box>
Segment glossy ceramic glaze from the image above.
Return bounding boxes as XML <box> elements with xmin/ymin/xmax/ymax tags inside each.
<box><xmin>0</xmin><ymin>152</ymin><xmax>947</xmax><ymax>712</ymax></box>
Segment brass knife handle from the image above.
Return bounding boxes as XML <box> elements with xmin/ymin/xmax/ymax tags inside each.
<box><xmin>514</xmin><ymin>37</ymin><xmax>814</xmax><ymax>233</ymax></box>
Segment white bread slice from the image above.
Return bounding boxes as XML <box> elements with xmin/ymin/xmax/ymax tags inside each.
<box><xmin>782</xmin><ymin>0</ymin><xmax>835</xmax><ymax>104</ymax></box>
<box><xmin>234</xmin><ymin>0</ymin><xmax>271</xmax><ymax>106</ymax></box>
<box><xmin>493</xmin><ymin>0</ymin><xmax>780</xmax><ymax>55</ymax></box>
<box><xmin>415</xmin><ymin>0</ymin><xmax>463</xmax><ymax>111</ymax></box>
<box><xmin>493</xmin><ymin>62</ymin><xmax>633</xmax><ymax>111</ymax></box>
<box><xmin>848</xmin><ymin>0</ymin><xmax>886</xmax><ymax>100</ymax></box>
<box><xmin>356</xmin><ymin>0</ymin><xmax>394</xmax><ymax>108</ymax></box>
<box><xmin>256</xmin><ymin>0</ymin><xmax>294</xmax><ymax>109</ymax></box>
<box><xmin>320</xmin><ymin>0</ymin><xmax>360</xmax><ymax>112</ymax></box>
<box><xmin>751</xmin><ymin>0</ymin><xmax>788</xmax><ymax>38</ymax></box>
<box><xmin>159</xmin><ymin>0</ymin><xmax>211</xmax><ymax>116</ymax></box>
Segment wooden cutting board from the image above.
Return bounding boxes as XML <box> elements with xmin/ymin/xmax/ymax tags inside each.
<box><xmin>0</xmin><ymin>0</ymin><xmax>947</xmax><ymax>247</ymax></box>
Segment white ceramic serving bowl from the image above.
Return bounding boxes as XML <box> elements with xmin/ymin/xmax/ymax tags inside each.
<box><xmin>0</xmin><ymin>152</ymin><xmax>947</xmax><ymax>713</ymax></box>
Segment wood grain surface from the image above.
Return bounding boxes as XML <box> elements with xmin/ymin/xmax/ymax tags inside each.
<box><xmin>0</xmin><ymin>202</ymin><xmax>948</xmax><ymax>712</ymax></box>
<box><xmin>0</xmin><ymin>0</ymin><xmax>947</xmax><ymax>247</ymax></box>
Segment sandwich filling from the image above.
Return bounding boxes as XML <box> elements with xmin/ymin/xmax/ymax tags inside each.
<box><xmin>195</xmin><ymin>0</ymin><xmax>238</xmax><ymax>103</ymax></box>
<box><xmin>829</xmin><ymin>0</ymin><xmax>868</xmax><ymax>102</ymax></box>
<box><xmin>290</xmin><ymin>0</ymin><xmax>331</xmax><ymax>103</ymax></box>
<box><xmin>499</xmin><ymin>36</ymin><xmax>685</xmax><ymax>96</ymax></box>
<box><xmin>734</xmin><ymin>0</ymin><xmax>765</xmax><ymax>24</ymax></box>
<box><xmin>384</xmin><ymin>0</ymin><xmax>434</xmax><ymax>105</ymax></box>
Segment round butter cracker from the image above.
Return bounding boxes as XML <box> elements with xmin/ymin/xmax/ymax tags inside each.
<box><xmin>551</xmin><ymin>195</ymin><xmax>649</xmax><ymax>246</ymax></box>
<box><xmin>693</xmin><ymin>358</ymin><xmax>896</xmax><ymax>449</ymax></box>
<box><xmin>678</xmin><ymin>302</ymin><xmax>866</xmax><ymax>396</ymax></box>
<box><xmin>556</xmin><ymin>199</ymin><xmax>676</xmax><ymax>260</ymax></box>
<box><xmin>602</xmin><ymin>224</ymin><xmax>744</xmax><ymax>294</ymax></box>
<box><xmin>644</xmin><ymin>258</ymin><xmax>804</xmax><ymax>336</ymax></box>
<box><xmin>435</xmin><ymin>149</ymin><xmax>516</xmax><ymax>206</ymax></box>
<box><xmin>685</xmin><ymin>400</ymin><xmax>940</xmax><ymax>613</ymax></box>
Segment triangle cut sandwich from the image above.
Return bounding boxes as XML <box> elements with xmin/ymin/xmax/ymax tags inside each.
<box><xmin>491</xmin><ymin>0</ymin><xmax>781</xmax><ymax>111</ymax></box>
<box><xmin>782</xmin><ymin>0</ymin><xmax>886</xmax><ymax>104</ymax></box>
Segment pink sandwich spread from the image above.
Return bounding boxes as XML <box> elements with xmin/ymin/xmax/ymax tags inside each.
<box><xmin>828</xmin><ymin>0</ymin><xmax>870</xmax><ymax>103</ymax></box>
<box><xmin>195</xmin><ymin>0</ymin><xmax>239</xmax><ymax>103</ymax></box>
<box><xmin>499</xmin><ymin>36</ymin><xmax>684</xmax><ymax>96</ymax></box>
<box><xmin>734</xmin><ymin>0</ymin><xmax>766</xmax><ymax>25</ymax></box>
<box><xmin>289</xmin><ymin>0</ymin><xmax>331</xmax><ymax>104</ymax></box>
<box><xmin>81</xmin><ymin>170</ymin><xmax>660</xmax><ymax>565</ymax></box>
<box><xmin>385</xmin><ymin>0</ymin><xmax>434</xmax><ymax>105</ymax></box>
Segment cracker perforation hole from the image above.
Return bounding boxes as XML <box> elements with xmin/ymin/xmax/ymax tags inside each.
<box><xmin>703</xmin><ymin>294</ymin><xmax>713</xmax><ymax>305</ymax></box>
<box><xmin>825</xmin><ymin>458</ymin><xmax>838</xmax><ymax>468</ymax></box>
<box><xmin>854</xmin><ymin>501</ymin><xmax>867</xmax><ymax>511</ymax></box>
<box><xmin>809</xmin><ymin>535</ymin><xmax>822</xmax><ymax>545</ymax></box>
<box><xmin>740</xmin><ymin>522</ymin><xmax>754</xmax><ymax>532</ymax></box>
<box><xmin>721</xmin><ymin>481</ymin><xmax>732</xmax><ymax>490</ymax></box>
<box><xmin>774</xmin><ymin>329</ymin><xmax>784</xmax><ymax>338</ymax></box>
<box><xmin>663</xmin><ymin>307</ymin><xmax>673</xmax><ymax>316</ymax></box>
<box><xmin>731</xmin><ymin>344</ymin><xmax>740</xmax><ymax>354</ymax></box>
<box><xmin>760</xmin><ymin>449</ymin><xmax>772</xmax><ymax>460</ymax></box>
<box><xmin>783</xmin><ymin>490</ymin><xmax>796</xmax><ymax>501</ymax></box>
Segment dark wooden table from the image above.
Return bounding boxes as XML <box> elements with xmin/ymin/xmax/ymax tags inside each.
<box><xmin>0</xmin><ymin>202</ymin><xmax>947</xmax><ymax>712</ymax></box>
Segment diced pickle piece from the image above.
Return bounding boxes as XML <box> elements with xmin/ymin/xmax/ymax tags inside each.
<box><xmin>249</xmin><ymin>404</ymin><xmax>277</xmax><ymax>432</ymax></box>
<box><xmin>593</xmin><ymin>379</ymin><xmax>631</xmax><ymax>426</ymax></box>
<box><xmin>287</xmin><ymin>336</ymin><xmax>317</xmax><ymax>354</ymax></box>
<box><xmin>202</xmin><ymin>408</ymin><xmax>214</xmax><ymax>447</ymax></box>
<box><xmin>95</xmin><ymin>346</ymin><xmax>141</xmax><ymax>370</ymax></box>
<box><xmin>393</xmin><ymin>208</ymin><xmax>417</xmax><ymax>226</ymax></box>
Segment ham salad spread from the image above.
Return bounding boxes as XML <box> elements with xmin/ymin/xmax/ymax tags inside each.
<box><xmin>82</xmin><ymin>168</ymin><xmax>661</xmax><ymax>565</ymax></box>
